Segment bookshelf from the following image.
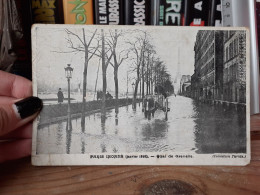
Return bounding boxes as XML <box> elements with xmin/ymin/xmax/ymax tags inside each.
<box><xmin>0</xmin><ymin>2</ymin><xmax>259</xmax><ymax>194</ymax></box>
<box><xmin>0</xmin><ymin>0</ymin><xmax>259</xmax><ymax>114</ymax></box>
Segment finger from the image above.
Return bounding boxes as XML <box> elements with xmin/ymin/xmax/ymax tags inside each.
<box><xmin>0</xmin><ymin>70</ymin><xmax>32</xmax><ymax>98</ymax></box>
<box><xmin>0</xmin><ymin>123</ymin><xmax>32</xmax><ymax>139</ymax></box>
<box><xmin>0</xmin><ymin>96</ymin><xmax>16</xmax><ymax>105</ymax></box>
<box><xmin>0</xmin><ymin>139</ymin><xmax>31</xmax><ymax>163</ymax></box>
<box><xmin>0</xmin><ymin>97</ymin><xmax>42</xmax><ymax>136</ymax></box>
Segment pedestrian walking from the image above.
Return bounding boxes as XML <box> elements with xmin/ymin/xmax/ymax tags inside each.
<box><xmin>57</xmin><ymin>88</ymin><xmax>64</xmax><ymax>103</ymax></box>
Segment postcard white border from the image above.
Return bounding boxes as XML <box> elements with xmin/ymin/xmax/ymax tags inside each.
<box><xmin>32</xmin><ymin>24</ymin><xmax>250</xmax><ymax>166</ymax></box>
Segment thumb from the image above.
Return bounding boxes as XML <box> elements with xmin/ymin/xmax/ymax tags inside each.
<box><xmin>0</xmin><ymin>96</ymin><xmax>43</xmax><ymax>136</ymax></box>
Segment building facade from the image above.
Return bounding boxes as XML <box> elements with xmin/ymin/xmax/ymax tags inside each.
<box><xmin>192</xmin><ymin>30</ymin><xmax>224</xmax><ymax>100</ymax></box>
<box><xmin>223</xmin><ymin>31</ymin><xmax>246</xmax><ymax>103</ymax></box>
<box><xmin>180</xmin><ymin>75</ymin><xmax>191</xmax><ymax>96</ymax></box>
<box><xmin>180</xmin><ymin>75</ymin><xmax>191</xmax><ymax>92</ymax></box>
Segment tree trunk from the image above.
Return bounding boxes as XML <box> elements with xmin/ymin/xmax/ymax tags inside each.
<box><xmin>112</xmin><ymin>30</ymin><xmax>119</xmax><ymax>114</ymax></box>
<box><xmin>142</xmin><ymin>63</ymin><xmax>144</xmax><ymax>99</ymax></box>
<box><xmin>81</xmin><ymin>60</ymin><xmax>88</xmax><ymax>132</ymax></box>
<box><xmin>101</xmin><ymin>29</ymin><xmax>106</xmax><ymax>117</ymax></box>
<box><xmin>114</xmin><ymin>65</ymin><xmax>119</xmax><ymax>114</ymax></box>
<box><xmin>102</xmin><ymin>68</ymin><xmax>107</xmax><ymax>113</ymax></box>
<box><xmin>140</xmin><ymin>51</ymin><xmax>145</xmax><ymax>99</ymax></box>
<box><xmin>94</xmin><ymin>60</ymin><xmax>100</xmax><ymax>100</ymax></box>
<box><xmin>133</xmin><ymin>78</ymin><xmax>139</xmax><ymax>110</ymax></box>
<box><xmin>81</xmin><ymin>29</ymin><xmax>88</xmax><ymax>132</ymax></box>
<box><xmin>150</xmin><ymin>66</ymin><xmax>152</xmax><ymax>94</ymax></box>
<box><xmin>146</xmin><ymin>66</ymin><xmax>149</xmax><ymax>95</ymax></box>
<box><xmin>146</xmin><ymin>52</ymin><xmax>150</xmax><ymax>95</ymax></box>
<box><xmin>140</xmin><ymin>77</ymin><xmax>142</xmax><ymax>100</ymax></box>
<box><xmin>133</xmin><ymin>61</ymin><xmax>140</xmax><ymax>109</ymax></box>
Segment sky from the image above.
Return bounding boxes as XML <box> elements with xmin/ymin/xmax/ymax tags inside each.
<box><xmin>34</xmin><ymin>25</ymin><xmax>198</xmax><ymax>94</ymax></box>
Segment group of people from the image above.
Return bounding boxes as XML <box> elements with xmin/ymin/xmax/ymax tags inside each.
<box><xmin>57</xmin><ymin>89</ymin><xmax>114</xmax><ymax>103</ymax></box>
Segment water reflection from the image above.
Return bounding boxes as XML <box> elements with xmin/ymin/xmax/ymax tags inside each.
<box><xmin>56</xmin><ymin>122</ymin><xmax>63</xmax><ymax>146</ymax></box>
<box><xmin>141</xmin><ymin>119</ymin><xmax>168</xmax><ymax>140</ymax></box>
<box><xmin>115</xmin><ymin>112</ymin><xmax>118</xmax><ymax>126</ymax></box>
<box><xmin>66</xmin><ymin>121</ymin><xmax>72</xmax><ymax>154</ymax></box>
<box><xmin>81</xmin><ymin>137</ymin><xmax>85</xmax><ymax>154</ymax></box>
<box><xmin>101</xmin><ymin>113</ymin><xmax>106</xmax><ymax>135</ymax></box>
<box><xmin>101</xmin><ymin>143</ymin><xmax>107</xmax><ymax>153</ymax></box>
<box><xmin>193</xmin><ymin>101</ymin><xmax>246</xmax><ymax>153</ymax></box>
<box><xmin>37</xmin><ymin>95</ymin><xmax>246</xmax><ymax>154</ymax></box>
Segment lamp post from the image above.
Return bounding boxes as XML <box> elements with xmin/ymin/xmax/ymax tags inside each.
<box><xmin>126</xmin><ymin>71</ymin><xmax>129</xmax><ymax>99</ymax></box>
<box><xmin>65</xmin><ymin>64</ymin><xmax>73</xmax><ymax>131</ymax></box>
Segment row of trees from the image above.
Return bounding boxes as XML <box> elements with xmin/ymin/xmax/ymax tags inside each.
<box><xmin>62</xmin><ymin>28</ymin><xmax>174</xmax><ymax>130</ymax></box>
<box><xmin>127</xmin><ymin>32</ymin><xmax>174</xmax><ymax>109</ymax></box>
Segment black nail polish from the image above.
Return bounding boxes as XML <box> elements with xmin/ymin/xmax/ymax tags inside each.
<box><xmin>14</xmin><ymin>97</ymin><xmax>43</xmax><ymax>119</ymax></box>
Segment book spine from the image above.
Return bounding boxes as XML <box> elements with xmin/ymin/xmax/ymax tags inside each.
<box><xmin>156</xmin><ymin>0</ymin><xmax>185</xmax><ymax>26</ymax></box>
<box><xmin>107</xmin><ymin>0</ymin><xmax>124</xmax><ymax>25</ymax></box>
<box><xmin>214</xmin><ymin>0</ymin><xmax>222</xmax><ymax>26</ymax></box>
<box><xmin>94</xmin><ymin>0</ymin><xmax>108</xmax><ymax>24</ymax></box>
<box><xmin>208</xmin><ymin>0</ymin><xmax>215</xmax><ymax>26</ymax></box>
<box><xmin>124</xmin><ymin>0</ymin><xmax>150</xmax><ymax>25</ymax></box>
<box><xmin>31</xmin><ymin>0</ymin><xmax>64</xmax><ymax>24</ymax></box>
<box><xmin>150</xmin><ymin>0</ymin><xmax>160</xmax><ymax>25</ymax></box>
<box><xmin>209</xmin><ymin>0</ymin><xmax>222</xmax><ymax>26</ymax></box>
<box><xmin>94</xmin><ymin>0</ymin><xmax>123</xmax><ymax>25</ymax></box>
<box><xmin>184</xmin><ymin>0</ymin><xmax>210</xmax><ymax>26</ymax></box>
<box><xmin>63</xmin><ymin>0</ymin><xmax>94</xmax><ymax>24</ymax></box>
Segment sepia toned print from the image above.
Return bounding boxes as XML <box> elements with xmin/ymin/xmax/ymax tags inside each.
<box><xmin>32</xmin><ymin>25</ymin><xmax>250</xmax><ymax>165</ymax></box>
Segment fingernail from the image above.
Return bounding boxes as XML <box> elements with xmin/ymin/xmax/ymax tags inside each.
<box><xmin>13</xmin><ymin>97</ymin><xmax>43</xmax><ymax>119</ymax></box>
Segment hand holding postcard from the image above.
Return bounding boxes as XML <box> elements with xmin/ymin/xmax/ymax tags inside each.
<box><xmin>32</xmin><ymin>25</ymin><xmax>250</xmax><ymax>165</ymax></box>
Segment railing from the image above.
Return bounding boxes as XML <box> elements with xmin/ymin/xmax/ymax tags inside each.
<box><xmin>38</xmin><ymin>98</ymin><xmax>142</xmax><ymax>126</ymax></box>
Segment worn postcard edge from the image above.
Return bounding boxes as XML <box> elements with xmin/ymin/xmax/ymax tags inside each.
<box><xmin>31</xmin><ymin>24</ymin><xmax>251</xmax><ymax>166</ymax></box>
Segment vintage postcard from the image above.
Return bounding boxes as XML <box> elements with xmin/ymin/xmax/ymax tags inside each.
<box><xmin>32</xmin><ymin>24</ymin><xmax>250</xmax><ymax>165</ymax></box>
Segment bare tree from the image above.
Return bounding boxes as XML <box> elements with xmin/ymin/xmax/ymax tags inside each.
<box><xmin>145</xmin><ymin>45</ymin><xmax>156</xmax><ymax>95</ymax></box>
<box><xmin>93</xmin><ymin>59</ymin><xmax>101</xmax><ymax>100</ymax></box>
<box><xmin>68</xmin><ymin>29</ymin><xmax>114</xmax><ymax>122</ymax></box>
<box><xmin>63</xmin><ymin>28</ymin><xmax>98</xmax><ymax>132</ymax></box>
<box><xmin>152</xmin><ymin>58</ymin><xmax>174</xmax><ymax>95</ymax></box>
<box><xmin>141</xmin><ymin>51</ymin><xmax>145</xmax><ymax>99</ymax></box>
<box><xmin>128</xmin><ymin>33</ymin><xmax>148</xmax><ymax>108</ymax></box>
<box><xmin>100</xmin><ymin>29</ymin><xmax>113</xmax><ymax>116</ymax></box>
<box><xmin>108</xmin><ymin>29</ymin><xmax>129</xmax><ymax>113</ymax></box>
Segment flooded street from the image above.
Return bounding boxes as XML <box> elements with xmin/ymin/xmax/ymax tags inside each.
<box><xmin>37</xmin><ymin>95</ymin><xmax>246</xmax><ymax>154</ymax></box>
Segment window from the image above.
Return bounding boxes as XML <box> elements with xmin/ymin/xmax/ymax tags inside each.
<box><xmin>229</xmin><ymin>44</ymin><xmax>232</xmax><ymax>60</ymax></box>
<box><xmin>234</xmin><ymin>38</ymin><xmax>237</xmax><ymax>56</ymax></box>
<box><xmin>226</xmin><ymin>47</ymin><xmax>229</xmax><ymax>62</ymax></box>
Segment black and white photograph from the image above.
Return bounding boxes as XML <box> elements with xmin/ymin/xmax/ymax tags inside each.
<box><xmin>32</xmin><ymin>25</ymin><xmax>250</xmax><ymax>165</ymax></box>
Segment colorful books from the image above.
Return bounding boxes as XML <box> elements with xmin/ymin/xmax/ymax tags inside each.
<box><xmin>151</xmin><ymin>0</ymin><xmax>185</xmax><ymax>26</ymax></box>
<box><xmin>184</xmin><ymin>0</ymin><xmax>210</xmax><ymax>26</ymax></box>
<box><xmin>31</xmin><ymin>0</ymin><xmax>64</xmax><ymax>24</ymax></box>
<box><xmin>63</xmin><ymin>0</ymin><xmax>94</xmax><ymax>24</ymax></box>
<box><xmin>209</xmin><ymin>0</ymin><xmax>222</xmax><ymax>26</ymax></box>
<box><xmin>124</xmin><ymin>0</ymin><xmax>151</xmax><ymax>25</ymax></box>
<box><xmin>94</xmin><ymin>0</ymin><xmax>124</xmax><ymax>25</ymax></box>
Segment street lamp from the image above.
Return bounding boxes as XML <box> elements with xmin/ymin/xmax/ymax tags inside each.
<box><xmin>65</xmin><ymin>64</ymin><xmax>73</xmax><ymax>79</ymax></box>
<box><xmin>126</xmin><ymin>71</ymin><xmax>129</xmax><ymax>99</ymax></box>
<box><xmin>65</xmin><ymin>64</ymin><xmax>73</xmax><ymax>132</ymax></box>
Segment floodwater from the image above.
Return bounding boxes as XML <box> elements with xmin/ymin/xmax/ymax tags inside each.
<box><xmin>37</xmin><ymin>95</ymin><xmax>247</xmax><ymax>154</ymax></box>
